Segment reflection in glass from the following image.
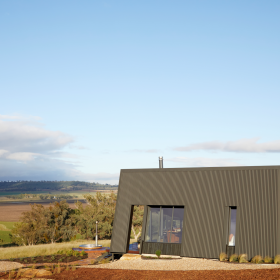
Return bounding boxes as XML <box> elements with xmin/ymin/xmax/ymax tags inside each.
<box><xmin>161</xmin><ymin>207</ymin><xmax>172</xmax><ymax>242</ymax></box>
<box><xmin>145</xmin><ymin>206</ymin><xmax>184</xmax><ymax>243</ymax></box>
<box><xmin>172</xmin><ymin>207</ymin><xmax>184</xmax><ymax>243</ymax></box>
<box><xmin>228</xmin><ymin>208</ymin><xmax>236</xmax><ymax>246</ymax></box>
<box><xmin>145</xmin><ymin>207</ymin><xmax>160</xmax><ymax>242</ymax></box>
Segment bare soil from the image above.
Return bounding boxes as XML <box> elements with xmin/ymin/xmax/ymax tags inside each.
<box><xmin>0</xmin><ymin>203</ymin><xmax>82</xmax><ymax>222</ymax></box>
<box><xmin>2</xmin><ymin>267</ymin><xmax>280</xmax><ymax>279</ymax></box>
<box><xmin>2</xmin><ymin>253</ymin><xmax>88</xmax><ymax>264</ymax></box>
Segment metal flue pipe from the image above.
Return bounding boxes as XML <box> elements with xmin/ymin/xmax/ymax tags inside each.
<box><xmin>159</xmin><ymin>156</ymin><xmax>163</xmax><ymax>168</ymax></box>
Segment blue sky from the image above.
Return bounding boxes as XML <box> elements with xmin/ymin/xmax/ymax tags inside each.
<box><xmin>0</xmin><ymin>1</ymin><xmax>280</xmax><ymax>184</ymax></box>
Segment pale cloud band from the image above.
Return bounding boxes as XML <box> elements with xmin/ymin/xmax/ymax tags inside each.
<box><xmin>174</xmin><ymin>138</ymin><xmax>280</xmax><ymax>153</ymax></box>
<box><xmin>0</xmin><ymin>115</ymin><xmax>118</xmax><ymax>183</ymax></box>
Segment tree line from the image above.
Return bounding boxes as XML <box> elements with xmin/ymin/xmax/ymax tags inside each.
<box><xmin>10</xmin><ymin>192</ymin><xmax>144</xmax><ymax>246</ymax></box>
<box><xmin>5</xmin><ymin>193</ymin><xmax>78</xmax><ymax>200</ymax></box>
<box><xmin>0</xmin><ymin>181</ymin><xmax>118</xmax><ymax>192</ymax></box>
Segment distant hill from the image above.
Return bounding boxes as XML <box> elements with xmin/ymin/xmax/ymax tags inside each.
<box><xmin>0</xmin><ymin>181</ymin><xmax>118</xmax><ymax>192</ymax></box>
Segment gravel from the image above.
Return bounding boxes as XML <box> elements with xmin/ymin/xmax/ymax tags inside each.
<box><xmin>82</xmin><ymin>257</ymin><xmax>280</xmax><ymax>271</ymax></box>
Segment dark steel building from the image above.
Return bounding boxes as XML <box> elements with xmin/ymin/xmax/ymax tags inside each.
<box><xmin>110</xmin><ymin>165</ymin><xmax>280</xmax><ymax>259</ymax></box>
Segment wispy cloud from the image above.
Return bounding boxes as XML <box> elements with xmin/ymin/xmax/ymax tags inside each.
<box><xmin>128</xmin><ymin>149</ymin><xmax>160</xmax><ymax>153</ymax></box>
<box><xmin>166</xmin><ymin>157</ymin><xmax>240</xmax><ymax>167</ymax></box>
<box><xmin>174</xmin><ymin>138</ymin><xmax>280</xmax><ymax>153</ymax></box>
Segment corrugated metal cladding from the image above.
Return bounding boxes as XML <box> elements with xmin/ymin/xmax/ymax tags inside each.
<box><xmin>110</xmin><ymin>166</ymin><xmax>279</xmax><ymax>259</ymax></box>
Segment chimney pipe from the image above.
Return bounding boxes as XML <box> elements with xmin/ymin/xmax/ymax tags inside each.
<box><xmin>159</xmin><ymin>156</ymin><xmax>163</xmax><ymax>168</ymax></box>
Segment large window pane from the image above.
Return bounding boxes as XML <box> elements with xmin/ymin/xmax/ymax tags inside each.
<box><xmin>145</xmin><ymin>206</ymin><xmax>184</xmax><ymax>243</ymax></box>
<box><xmin>228</xmin><ymin>208</ymin><xmax>236</xmax><ymax>246</ymax></box>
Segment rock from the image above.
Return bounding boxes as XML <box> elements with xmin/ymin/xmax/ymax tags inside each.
<box><xmin>19</xmin><ymin>268</ymin><xmax>52</xmax><ymax>278</ymax></box>
<box><xmin>35</xmin><ymin>269</ymin><xmax>53</xmax><ymax>277</ymax></box>
<box><xmin>21</xmin><ymin>268</ymin><xmax>38</xmax><ymax>278</ymax></box>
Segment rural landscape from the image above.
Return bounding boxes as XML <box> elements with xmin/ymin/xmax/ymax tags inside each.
<box><xmin>1</xmin><ymin>0</ymin><xmax>280</xmax><ymax>279</ymax></box>
<box><xmin>0</xmin><ymin>181</ymin><xmax>119</xmax><ymax>244</ymax></box>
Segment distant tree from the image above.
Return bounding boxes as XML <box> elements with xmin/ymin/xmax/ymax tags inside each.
<box><xmin>10</xmin><ymin>201</ymin><xmax>75</xmax><ymax>245</ymax></box>
<box><xmin>73</xmin><ymin>192</ymin><xmax>117</xmax><ymax>240</ymax></box>
<box><xmin>131</xmin><ymin>205</ymin><xmax>144</xmax><ymax>240</ymax></box>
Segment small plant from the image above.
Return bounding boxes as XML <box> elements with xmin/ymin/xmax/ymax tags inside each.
<box><xmin>16</xmin><ymin>268</ymin><xmax>22</xmax><ymax>278</ymax></box>
<box><xmin>238</xmin><ymin>254</ymin><xmax>248</xmax><ymax>263</ymax></box>
<box><xmin>264</xmin><ymin>256</ymin><xmax>273</xmax><ymax>263</ymax></box>
<box><xmin>219</xmin><ymin>252</ymin><xmax>227</xmax><ymax>261</ymax></box>
<box><xmin>100</xmin><ymin>258</ymin><xmax>110</xmax><ymax>264</ymax></box>
<box><xmin>229</xmin><ymin>254</ymin><xmax>238</xmax><ymax>262</ymax></box>
<box><xmin>20</xmin><ymin>258</ymin><xmax>23</xmax><ymax>261</ymax></box>
<box><xmin>71</xmin><ymin>265</ymin><xmax>76</xmax><ymax>271</ymax></box>
<box><xmin>58</xmin><ymin>258</ymin><xmax>63</xmax><ymax>262</ymax></box>
<box><xmin>81</xmin><ymin>250</ymin><xmax>87</xmax><ymax>256</ymax></box>
<box><xmin>251</xmin><ymin>255</ymin><xmax>263</xmax><ymax>264</ymax></box>
<box><xmin>274</xmin><ymin>255</ymin><xmax>280</xmax><ymax>264</ymax></box>
<box><xmin>9</xmin><ymin>270</ymin><xmax>15</xmax><ymax>279</ymax></box>
<box><xmin>155</xmin><ymin>250</ymin><xmax>161</xmax><ymax>259</ymax></box>
<box><xmin>73</xmin><ymin>251</ymin><xmax>80</xmax><ymax>257</ymax></box>
<box><xmin>66</xmin><ymin>250</ymin><xmax>73</xmax><ymax>256</ymax></box>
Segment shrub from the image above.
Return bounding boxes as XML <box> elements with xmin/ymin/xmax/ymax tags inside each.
<box><xmin>264</xmin><ymin>256</ymin><xmax>273</xmax><ymax>263</ymax></box>
<box><xmin>229</xmin><ymin>254</ymin><xmax>238</xmax><ymax>262</ymax></box>
<box><xmin>274</xmin><ymin>255</ymin><xmax>280</xmax><ymax>264</ymax></box>
<box><xmin>251</xmin><ymin>255</ymin><xmax>263</xmax><ymax>264</ymax></box>
<box><xmin>238</xmin><ymin>254</ymin><xmax>248</xmax><ymax>263</ymax></box>
<box><xmin>155</xmin><ymin>250</ymin><xmax>161</xmax><ymax>259</ymax></box>
<box><xmin>219</xmin><ymin>252</ymin><xmax>227</xmax><ymax>262</ymax></box>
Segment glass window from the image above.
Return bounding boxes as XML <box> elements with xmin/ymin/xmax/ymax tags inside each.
<box><xmin>145</xmin><ymin>207</ymin><xmax>160</xmax><ymax>242</ymax></box>
<box><xmin>162</xmin><ymin>207</ymin><xmax>173</xmax><ymax>242</ymax></box>
<box><xmin>228</xmin><ymin>208</ymin><xmax>237</xmax><ymax>246</ymax></box>
<box><xmin>171</xmin><ymin>207</ymin><xmax>184</xmax><ymax>243</ymax></box>
<box><xmin>145</xmin><ymin>206</ymin><xmax>184</xmax><ymax>243</ymax></box>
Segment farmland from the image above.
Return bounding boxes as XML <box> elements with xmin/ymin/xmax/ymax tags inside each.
<box><xmin>0</xmin><ymin>189</ymin><xmax>117</xmax><ymax>222</ymax></box>
<box><xmin>0</xmin><ymin>221</ymin><xmax>15</xmax><ymax>245</ymax></box>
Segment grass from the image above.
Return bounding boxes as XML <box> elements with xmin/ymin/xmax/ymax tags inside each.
<box><xmin>0</xmin><ymin>239</ymin><xmax>111</xmax><ymax>259</ymax></box>
<box><xmin>0</xmin><ymin>231</ymin><xmax>12</xmax><ymax>244</ymax></box>
<box><xmin>0</xmin><ymin>222</ymin><xmax>15</xmax><ymax>230</ymax></box>
<box><xmin>0</xmin><ymin>222</ymin><xmax>14</xmax><ymax>245</ymax></box>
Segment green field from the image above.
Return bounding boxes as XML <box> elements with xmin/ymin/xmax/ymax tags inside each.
<box><xmin>0</xmin><ymin>191</ymin><xmax>50</xmax><ymax>196</ymax></box>
<box><xmin>0</xmin><ymin>221</ymin><xmax>15</xmax><ymax>245</ymax></box>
